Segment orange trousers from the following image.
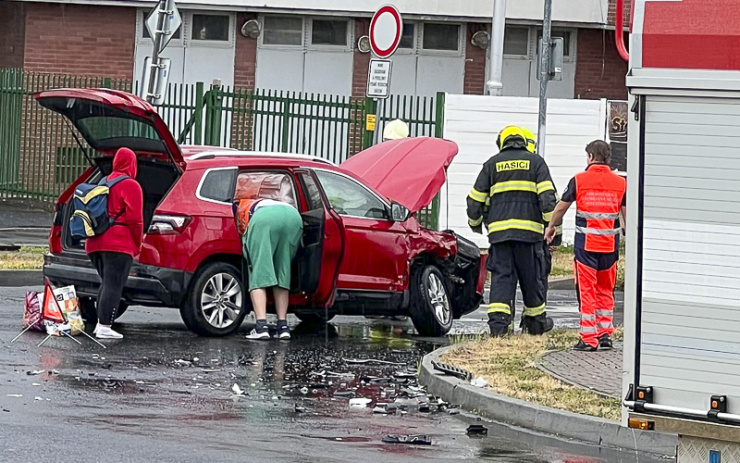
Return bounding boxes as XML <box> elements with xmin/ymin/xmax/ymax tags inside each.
<box><xmin>574</xmin><ymin>249</ymin><xmax>618</xmax><ymax>348</ymax></box>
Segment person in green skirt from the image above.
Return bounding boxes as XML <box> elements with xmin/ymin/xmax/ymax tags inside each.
<box><xmin>236</xmin><ymin>198</ymin><xmax>303</xmax><ymax>340</ymax></box>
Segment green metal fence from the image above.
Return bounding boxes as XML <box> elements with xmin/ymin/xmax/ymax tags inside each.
<box><xmin>0</xmin><ymin>69</ymin><xmax>443</xmax><ymax>229</ymax></box>
<box><xmin>0</xmin><ymin>68</ymin><xmax>132</xmax><ymax>201</ymax></box>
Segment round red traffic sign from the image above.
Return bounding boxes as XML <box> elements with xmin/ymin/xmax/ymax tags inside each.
<box><xmin>369</xmin><ymin>5</ymin><xmax>403</xmax><ymax>59</ymax></box>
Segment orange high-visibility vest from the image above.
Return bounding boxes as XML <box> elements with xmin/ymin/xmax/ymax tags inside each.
<box><xmin>574</xmin><ymin>164</ymin><xmax>626</xmax><ymax>253</ymax></box>
<box><xmin>235</xmin><ymin>199</ymin><xmax>262</xmax><ymax>236</ymax></box>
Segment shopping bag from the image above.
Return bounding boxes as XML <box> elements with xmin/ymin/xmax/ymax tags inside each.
<box><xmin>22</xmin><ymin>291</ymin><xmax>44</xmax><ymax>332</ymax></box>
<box><xmin>53</xmin><ymin>285</ymin><xmax>84</xmax><ymax>336</ymax></box>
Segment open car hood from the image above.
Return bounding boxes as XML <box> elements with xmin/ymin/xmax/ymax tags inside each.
<box><xmin>340</xmin><ymin>137</ymin><xmax>458</xmax><ymax>213</ymax></box>
<box><xmin>35</xmin><ymin>88</ymin><xmax>183</xmax><ymax>169</ymax></box>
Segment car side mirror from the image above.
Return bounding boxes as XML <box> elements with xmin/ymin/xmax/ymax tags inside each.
<box><xmin>390</xmin><ymin>202</ymin><xmax>410</xmax><ymax>222</ymax></box>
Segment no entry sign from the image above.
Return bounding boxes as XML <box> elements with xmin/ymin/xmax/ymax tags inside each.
<box><xmin>369</xmin><ymin>5</ymin><xmax>403</xmax><ymax>59</ymax></box>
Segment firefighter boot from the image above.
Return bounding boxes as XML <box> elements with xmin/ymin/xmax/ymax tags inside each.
<box><xmin>521</xmin><ymin>313</ymin><xmax>554</xmax><ymax>335</ymax></box>
<box><xmin>488</xmin><ymin>313</ymin><xmax>511</xmax><ymax>337</ymax></box>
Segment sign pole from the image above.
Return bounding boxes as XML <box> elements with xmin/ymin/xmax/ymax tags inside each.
<box><xmin>536</xmin><ymin>0</ymin><xmax>553</xmax><ymax>158</ymax></box>
<box><xmin>147</xmin><ymin>0</ymin><xmax>167</xmax><ymax>104</ymax></box>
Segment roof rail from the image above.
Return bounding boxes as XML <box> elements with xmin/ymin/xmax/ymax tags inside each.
<box><xmin>186</xmin><ymin>151</ymin><xmax>336</xmax><ymax>165</ymax></box>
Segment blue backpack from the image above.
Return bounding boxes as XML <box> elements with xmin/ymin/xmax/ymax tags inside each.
<box><xmin>69</xmin><ymin>175</ymin><xmax>129</xmax><ymax>240</ymax></box>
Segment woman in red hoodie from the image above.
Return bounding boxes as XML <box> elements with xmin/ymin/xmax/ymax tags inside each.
<box><xmin>85</xmin><ymin>147</ymin><xmax>143</xmax><ymax>340</ymax></box>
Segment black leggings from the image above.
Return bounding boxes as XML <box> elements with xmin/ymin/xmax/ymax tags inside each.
<box><xmin>89</xmin><ymin>251</ymin><xmax>133</xmax><ymax>325</ymax></box>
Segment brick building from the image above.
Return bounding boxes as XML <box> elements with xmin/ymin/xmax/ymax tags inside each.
<box><xmin>0</xmin><ymin>0</ymin><xmax>629</xmax><ymax>99</ymax></box>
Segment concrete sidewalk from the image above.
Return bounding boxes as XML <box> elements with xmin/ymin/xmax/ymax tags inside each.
<box><xmin>539</xmin><ymin>343</ymin><xmax>623</xmax><ymax>398</ymax></box>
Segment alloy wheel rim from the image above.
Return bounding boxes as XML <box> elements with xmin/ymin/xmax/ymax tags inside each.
<box><xmin>427</xmin><ymin>273</ymin><xmax>451</xmax><ymax>326</ymax></box>
<box><xmin>201</xmin><ymin>273</ymin><xmax>242</xmax><ymax>329</ymax></box>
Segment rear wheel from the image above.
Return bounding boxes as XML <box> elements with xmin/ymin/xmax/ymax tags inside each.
<box><xmin>180</xmin><ymin>262</ymin><xmax>248</xmax><ymax>337</ymax></box>
<box><xmin>78</xmin><ymin>297</ymin><xmax>128</xmax><ymax>322</ymax></box>
<box><xmin>409</xmin><ymin>266</ymin><xmax>454</xmax><ymax>337</ymax></box>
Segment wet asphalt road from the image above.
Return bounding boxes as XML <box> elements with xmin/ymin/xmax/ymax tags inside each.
<box><xmin>0</xmin><ymin>285</ymin><xmax>651</xmax><ymax>463</ymax></box>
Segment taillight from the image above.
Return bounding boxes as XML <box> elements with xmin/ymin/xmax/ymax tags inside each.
<box><xmin>148</xmin><ymin>214</ymin><xmax>192</xmax><ymax>235</ymax></box>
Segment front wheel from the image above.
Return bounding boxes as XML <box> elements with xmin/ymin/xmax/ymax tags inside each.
<box><xmin>180</xmin><ymin>262</ymin><xmax>248</xmax><ymax>337</ymax></box>
<box><xmin>409</xmin><ymin>266</ymin><xmax>454</xmax><ymax>337</ymax></box>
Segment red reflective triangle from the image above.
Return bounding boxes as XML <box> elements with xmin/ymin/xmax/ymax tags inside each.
<box><xmin>42</xmin><ymin>279</ymin><xmax>66</xmax><ymax>324</ymax></box>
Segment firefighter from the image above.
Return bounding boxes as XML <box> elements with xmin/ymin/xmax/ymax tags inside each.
<box><xmin>545</xmin><ymin>140</ymin><xmax>626</xmax><ymax>351</ymax></box>
<box><xmin>467</xmin><ymin>126</ymin><xmax>558</xmax><ymax>336</ymax></box>
<box><xmin>520</xmin><ymin>127</ymin><xmax>562</xmax><ymax>304</ymax></box>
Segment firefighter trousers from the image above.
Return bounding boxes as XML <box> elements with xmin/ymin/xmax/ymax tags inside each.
<box><xmin>487</xmin><ymin>241</ymin><xmax>546</xmax><ymax>335</ymax></box>
<box><xmin>574</xmin><ymin>247</ymin><xmax>619</xmax><ymax>348</ymax></box>
<box><xmin>511</xmin><ymin>240</ymin><xmax>551</xmax><ymax>321</ymax></box>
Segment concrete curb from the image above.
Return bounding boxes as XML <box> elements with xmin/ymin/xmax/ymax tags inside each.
<box><xmin>419</xmin><ymin>344</ymin><xmax>677</xmax><ymax>457</ymax></box>
<box><xmin>548</xmin><ymin>276</ymin><xmax>575</xmax><ymax>290</ymax></box>
<box><xmin>0</xmin><ymin>270</ymin><xmax>43</xmax><ymax>287</ymax></box>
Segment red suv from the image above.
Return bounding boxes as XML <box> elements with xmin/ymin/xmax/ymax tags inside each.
<box><xmin>38</xmin><ymin>89</ymin><xmax>486</xmax><ymax>337</ymax></box>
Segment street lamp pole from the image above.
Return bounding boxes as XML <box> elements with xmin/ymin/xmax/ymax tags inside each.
<box><xmin>485</xmin><ymin>0</ymin><xmax>506</xmax><ymax>96</ymax></box>
<box><xmin>537</xmin><ymin>0</ymin><xmax>553</xmax><ymax>157</ymax></box>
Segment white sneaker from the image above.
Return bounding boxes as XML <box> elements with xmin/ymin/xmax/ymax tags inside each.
<box><xmin>245</xmin><ymin>329</ymin><xmax>270</xmax><ymax>340</ymax></box>
<box><xmin>95</xmin><ymin>327</ymin><xmax>123</xmax><ymax>339</ymax></box>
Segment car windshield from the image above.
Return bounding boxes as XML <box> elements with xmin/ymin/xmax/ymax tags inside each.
<box><xmin>76</xmin><ymin>116</ymin><xmax>167</xmax><ymax>153</ymax></box>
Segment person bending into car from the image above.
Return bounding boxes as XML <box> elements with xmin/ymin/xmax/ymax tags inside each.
<box><xmin>235</xmin><ymin>197</ymin><xmax>303</xmax><ymax>340</ymax></box>
<box><xmin>86</xmin><ymin>147</ymin><xmax>143</xmax><ymax>340</ymax></box>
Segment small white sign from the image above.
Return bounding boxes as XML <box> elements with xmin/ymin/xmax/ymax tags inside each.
<box><xmin>367</xmin><ymin>59</ymin><xmax>392</xmax><ymax>99</ymax></box>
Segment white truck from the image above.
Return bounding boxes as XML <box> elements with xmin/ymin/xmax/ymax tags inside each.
<box><xmin>622</xmin><ymin>0</ymin><xmax>740</xmax><ymax>461</ymax></box>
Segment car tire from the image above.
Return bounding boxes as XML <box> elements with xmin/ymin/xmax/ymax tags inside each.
<box><xmin>180</xmin><ymin>262</ymin><xmax>249</xmax><ymax>337</ymax></box>
<box><xmin>295</xmin><ymin>312</ymin><xmax>336</xmax><ymax>325</ymax></box>
<box><xmin>78</xmin><ymin>297</ymin><xmax>128</xmax><ymax>322</ymax></box>
<box><xmin>409</xmin><ymin>265</ymin><xmax>454</xmax><ymax>337</ymax></box>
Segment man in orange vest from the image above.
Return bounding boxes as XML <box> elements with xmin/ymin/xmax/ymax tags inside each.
<box><xmin>545</xmin><ymin>140</ymin><xmax>626</xmax><ymax>351</ymax></box>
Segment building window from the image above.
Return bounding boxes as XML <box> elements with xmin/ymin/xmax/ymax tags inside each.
<box><xmin>142</xmin><ymin>10</ymin><xmax>181</xmax><ymax>39</ymax></box>
<box><xmin>311</xmin><ymin>19</ymin><xmax>348</xmax><ymax>46</ymax></box>
<box><xmin>536</xmin><ymin>28</ymin><xmax>572</xmax><ymax>56</ymax></box>
<box><xmin>399</xmin><ymin>24</ymin><xmax>415</xmax><ymax>49</ymax></box>
<box><xmin>503</xmin><ymin>27</ymin><xmax>529</xmax><ymax>56</ymax></box>
<box><xmin>422</xmin><ymin>23</ymin><xmax>460</xmax><ymax>51</ymax></box>
<box><xmin>192</xmin><ymin>14</ymin><xmax>230</xmax><ymax>41</ymax></box>
<box><xmin>263</xmin><ymin>16</ymin><xmax>303</xmax><ymax>45</ymax></box>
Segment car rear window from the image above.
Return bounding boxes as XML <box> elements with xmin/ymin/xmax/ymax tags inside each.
<box><xmin>199</xmin><ymin>168</ymin><xmax>237</xmax><ymax>203</ymax></box>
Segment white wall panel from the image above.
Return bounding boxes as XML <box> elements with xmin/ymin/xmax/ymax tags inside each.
<box><xmin>441</xmin><ymin>94</ymin><xmax>607</xmax><ymax>247</ymax></box>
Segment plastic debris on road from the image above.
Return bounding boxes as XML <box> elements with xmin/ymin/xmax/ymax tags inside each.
<box><xmin>470</xmin><ymin>376</ymin><xmax>488</xmax><ymax>388</ymax></box>
<box><xmin>231</xmin><ymin>384</ymin><xmax>245</xmax><ymax>396</ymax></box>
<box><xmin>349</xmin><ymin>398</ymin><xmax>372</xmax><ymax>408</ymax></box>
<box><xmin>382</xmin><ymin>435</ymin><xmax>432</xmax><ymax>445</ymax></box>
<box><xmin>466</xmin><ymin>424</ymin><xmax>488</xmax><ymax>436</ymax></box>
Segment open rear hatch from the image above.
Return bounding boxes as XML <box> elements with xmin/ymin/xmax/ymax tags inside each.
<box><xmin>36</xmin><ymin>88</ymin><xmax>184</xmax><ymax>252</ymax></box>
<box><xmin>35</xmin><ymin>88</ymin><xmax>184</xmax><ymax>170</ymax></box>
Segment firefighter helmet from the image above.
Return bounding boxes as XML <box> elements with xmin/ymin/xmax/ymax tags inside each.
<box><xmin>521</xmin><ymin>127</ymin><xmax>537</xmax><ymax>153</ymax></box>
<box><xmin>383</xmin><ymin>119</ymin><xmax>410</xmax><ymax>140</ymax></box>
<box><xmin>496</xmin><ymin>125</ymin><xmax>527</xmax><ymax>150</ymax></box>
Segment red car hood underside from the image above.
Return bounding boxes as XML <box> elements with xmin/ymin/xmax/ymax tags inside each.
<box><xmin>340</xmin><ymin>137</ymin><xmax>459</xmax><ymax>213</ymax></box>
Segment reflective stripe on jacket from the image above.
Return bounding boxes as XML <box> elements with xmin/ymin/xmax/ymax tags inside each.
<box><xmin>466</xmin><ymin>146</ymin><xmax>558</xmax><ymax>244</ymax></box>
<box><xmin>574</xmin><ymin>164</ymin><xmax>626</xmax><ymax>253</ymax></box>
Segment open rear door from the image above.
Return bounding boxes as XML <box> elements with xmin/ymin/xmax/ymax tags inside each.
<box><xmin>295</xmin><ymin>170</ymin><xmax>344</xmax><ymax>308</ymax></box>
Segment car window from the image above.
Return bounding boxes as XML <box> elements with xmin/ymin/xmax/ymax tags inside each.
<box><xmin>298</xmin><ymin>172</ymin><xmax>323</xmax><ymax>211</ymax></box>
<box><xmin>199</xmin><ymin>168</ymin><xmax>237</xmax><ymax>203</ymax></box>
<box><xmin>314</xmin><ymin>170</ymin><xmax>387</xmax><ymax>219</ymax></box>
<box><xmin>234</xmin><ymin>171</ymin><xmax>297</xmax><ymax>207</ymax></box>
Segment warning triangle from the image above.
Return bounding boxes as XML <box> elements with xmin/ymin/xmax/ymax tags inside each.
<box><xmin>42</xmin><ymin>279</ymin><xmax>66</xmax><ymax>324</ymax></box>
